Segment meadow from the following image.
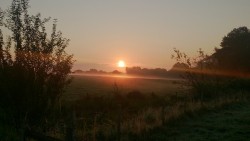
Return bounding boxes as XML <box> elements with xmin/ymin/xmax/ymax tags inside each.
<box><xmin>64</xmin><ymin>74</ymin><xmax>182</xmax><ymax>100</ymax></box>
<box><xmin>1</xmin><ymin>73</ymin><xmax>249</xmax><ymax>141</ymax></box>
<box><xmin>57</xmin><ymin>74</ymin><xmax>249</xmax><ymax>141</ymax></box>
<box><xmin>58</xmin><ymin>74</ymin><xmax>185</xmax><ymax>140</ymax></box>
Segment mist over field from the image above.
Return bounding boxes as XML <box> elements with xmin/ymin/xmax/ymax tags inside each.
<box><xmin>64</xmin><ymin>74</ymin><xmax>182</xmax><ymax>100</ymax></box>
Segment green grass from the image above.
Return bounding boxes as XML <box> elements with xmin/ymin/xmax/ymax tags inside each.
<box><xmin>136</xmin><ymin>101</ymin><xmax>250</xmax><ymax>141</ymax></box>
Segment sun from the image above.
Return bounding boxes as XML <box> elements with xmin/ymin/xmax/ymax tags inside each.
<box><xmin>117</xmin><ymin>60</ymin><xmax>126</xmax><ymax>68</ymax></box>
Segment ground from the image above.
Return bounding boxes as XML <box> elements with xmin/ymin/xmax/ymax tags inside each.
<box><xmin>141</xmin><ymin>101</ymin><xmax>250</xmax><ymax>141</ymax></box>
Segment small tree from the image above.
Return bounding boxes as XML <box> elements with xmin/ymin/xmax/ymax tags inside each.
<box><xmin>0</xmin><ymin>0</ymin><xmax>73</xmax><ymax>128</ymax></box>
<box><xmin>172</xmin><ymin>48</ymin><xmax>221</xmax><ymax>101</ymax></box>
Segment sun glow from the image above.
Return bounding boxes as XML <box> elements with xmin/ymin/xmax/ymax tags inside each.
<box><xmin>117</xmin><ymin>60</ymin><xmax>126</xmax><ymax>68</ymax></box>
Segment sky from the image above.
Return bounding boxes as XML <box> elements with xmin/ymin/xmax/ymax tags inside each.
<box><xmin>1</xmin><ymin>0</ymin><xmax>250</xmax><ymax>71</ymax></box>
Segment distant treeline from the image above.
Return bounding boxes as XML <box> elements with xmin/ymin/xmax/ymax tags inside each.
<box><xmin>73</xmin><ymin>69</ymin><xmax>123</xmax><ymax>74</ymax></box>
<box><xmin>126</xmin><ymin>67</ymin><xmax>168</xmax><ymax>77</ymax></box>
<box><xmin>73</xmin><ymin>62</ymin><xmax>189</xmax><ymax>78</ymax></box>
<box><xmin>126</xmin><ymin>63</ymin><xmax>188</xmax><ymax>78</ymax></box>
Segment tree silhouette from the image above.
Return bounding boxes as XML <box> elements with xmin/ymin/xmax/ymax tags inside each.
<box><xmin>0</xmin><ymin>0</ymin><xmax>73</xmax><ymax>128</ymax></box>
<box><xmin>212</xmin><ymin>26</ymin><xmax>250</xmax><ymax>73</ymax></box>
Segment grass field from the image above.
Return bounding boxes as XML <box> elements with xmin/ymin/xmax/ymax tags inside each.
<box><xmin>1</xmin><ymin>74</ymin><xmax>249</xmax><ymax>141</ymax></box>
<box><xmin>60</xmin><ymin>74</ymin><xmax>188</xmax><ymax>140</ymax></box>
<box><xmin>64</xmin><ymin>74</ymin><xmax>183</xmax><ymax>100</ymax></box>
<box><xmin>59</xmin><ymin>74</ymin><xmax>250</xmax><ymax>141</ymax></box>
<box><xmin>136</xmin><ymin>101</ymin><xmax>250</xmax><ymax>141</ymax></box>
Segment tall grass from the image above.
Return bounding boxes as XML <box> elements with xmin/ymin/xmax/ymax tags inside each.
<box><xmin>1</xmin><ymin>79</ymin><xmax>249</xmax><ymax>141</ymax></box>
<box><xmin>55</xmin><ymin>89</ymin><xmax>249</xmax><ymax>141</ymax></box>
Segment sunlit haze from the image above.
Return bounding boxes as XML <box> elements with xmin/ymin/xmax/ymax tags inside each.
<box><xmin>118</xmin><ymin>60</ymin><xmax>126</xmax><ymax>68</ymax></box>
<box><xmin>1</xmin><ymin>0</ymin><xmax>250</xmax><ymax>71</ymax></box>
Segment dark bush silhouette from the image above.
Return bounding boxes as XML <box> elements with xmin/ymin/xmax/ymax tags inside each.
<box><xmin>112</xmin><ymin>70</ymin><xmax>122</xmax><ymax>74</ymax></box>
<box><xmin>0</xmin><ymin>0</ymin><xmax>73</xmax><ymax>128</ymax></box>
<box><xmin>171</xmin><ymin>48</ymin><xmax>215</xmax><ymax>100</ymax></box>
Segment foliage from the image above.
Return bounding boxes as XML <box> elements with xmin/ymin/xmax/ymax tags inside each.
<box><xmin>212</xmin><ymin>27</ymin><xmax>250</xmax><ymax>73</ymax></box>
<box><xmin>172</xmin><ymin>27</ymin><xmax>250</xmax><ymax>101</ymax></box>
<box><xmin>0</xmin><ymin>0</ymin><xmax>73</xmax><ymax>128</ymax></box>
<box><xmin>171</xmin><ymin>48</ymin><xmax>219</xmax><ymax>100</ymax></box>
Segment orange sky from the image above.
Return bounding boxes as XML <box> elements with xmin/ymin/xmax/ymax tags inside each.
<box><xmin>1</xmin><ymin>0</ymin><xmax>250</xmax><ymax>71</ymax></box>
